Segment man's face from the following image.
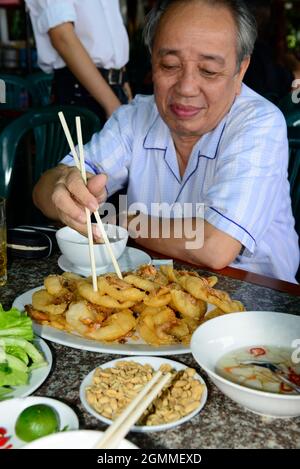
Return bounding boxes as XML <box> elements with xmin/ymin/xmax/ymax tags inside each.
<box><xmin>152</xmin><ymin>1</ymin><xmax>250</xmax><ymax>142</ymax></box>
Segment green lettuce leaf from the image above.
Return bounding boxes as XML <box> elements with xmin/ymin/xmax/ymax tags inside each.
<box><xmin>5</xmin><ymin>345</ymin><xmax>29</xmax><ymax>365</ymax></box>
<box><xmin>0</xmin><ymin>367</ymin><xmax>28</xmax><ymax>387</ymax></box>
<box><xmin>0</xmin><ymin>305</ymin><xmax>33</xmax><ymax>341</ymax></box>
<box><xmin>0</xmin><ymin>337</ymin><xmax>46</xmax><ymax>367</ymax></box>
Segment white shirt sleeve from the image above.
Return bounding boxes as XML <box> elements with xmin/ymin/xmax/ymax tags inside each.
<box><xmin>204</xmin><ymin>105</ymin><xmax>289</xmax><ymax>255</ymax></box>
<box><xmin>25</xmin><ymin>0</ymin><xmax>76</xmax><ymax>33</ymax></box>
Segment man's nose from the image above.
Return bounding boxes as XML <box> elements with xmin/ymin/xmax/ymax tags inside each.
<box><xmin>175</xmin><ymin>66</ymin><xmax>200</xmax><ymax>96</ymax></box>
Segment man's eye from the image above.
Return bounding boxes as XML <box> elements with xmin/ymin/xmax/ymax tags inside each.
<box><xmin>161</xmin><ymin>64</ymin><xmax>179</xmax><ymax>70</ymax></box>
<box><xmin>200</xmin><ymin>69</ymin><xmax>218</xmax><ymax>77</ymax></box>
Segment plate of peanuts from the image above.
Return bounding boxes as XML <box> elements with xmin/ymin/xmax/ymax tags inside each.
<box><xmin>79</xmin><ymin>356</ymin><xmax>207</xmax><ymax>432</ymax></box>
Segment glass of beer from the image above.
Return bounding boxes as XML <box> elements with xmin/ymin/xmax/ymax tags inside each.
<box><xmin>0</xmin><ymin>197</ymin><xmax>7</xmax><ymax>286</ymax></box>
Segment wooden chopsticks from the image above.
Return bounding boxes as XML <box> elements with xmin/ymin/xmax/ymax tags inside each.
<box><xmin>75</xmin><ymin>117</ymin><xmax>98</xmax><ymax>291</ymax></box>
<box><xmin>58</xmin><ymin>112</ymin><xmax>123</xmax><ymax>284</ymax></box>
<box><xmin>94</xmin><ymin>371</ymin><xmax>172</xmax><ymax>449</ymax></box>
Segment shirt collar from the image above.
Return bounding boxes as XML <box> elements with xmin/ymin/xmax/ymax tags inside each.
<box><xmin>143</xmin><ymin>110</ymin><xmax>228</xmax><ymax>159</ymax></box>
<box><xmin>143</xmin><ymin>113</ymin><xmax>170</xmax><ymax>151</ymax></box>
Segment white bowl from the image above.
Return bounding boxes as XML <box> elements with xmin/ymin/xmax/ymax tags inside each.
<box><xmin>56</xmin><ymin>224</ymin><xmax>128</xmax><ymax>269</ymax></box>
<box><xmin>191</xmin><ymin>311</ymin><xmax>300</xmax><ymax>418</ymax></box>
<box><xmin>80</xmin><ymin>356</ymin><xmax>207</xmax><ymax>432</ymax></box>
<box><xmin>22</xmin><ymin>430</ymin><xmax>138</xmax><ymax>449</ymax></box>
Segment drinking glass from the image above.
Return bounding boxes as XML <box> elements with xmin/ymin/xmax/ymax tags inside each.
<box><xmin>0</xmin><ymin>197</ymin><xmax>7</xmax><ymax>286</ymax></box>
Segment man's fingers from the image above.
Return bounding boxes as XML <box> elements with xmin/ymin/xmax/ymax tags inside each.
<box><xmin>58</xmin><ymin>213</ymin><xmax>89</xmax><ymax>237</ymax></box>
<box><xmin>63</xmin><ymin>167</ymin><xmax>99</xmax><ymax>212</ymax></box>
<box><xmin>87</xmin><ymin>173</ymin><xmax>107</xmax><ymax>203</ymax></box>
<box><xmin>52</xmin><ymin>182</ymin><xmax>87</xmax><ymax>224</ymax></box>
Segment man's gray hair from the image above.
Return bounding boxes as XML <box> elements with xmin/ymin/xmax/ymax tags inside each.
<box><xmin>143</xmin><ymin>0</ymin><xmax>257</xmax><ymax>69</ymax></box>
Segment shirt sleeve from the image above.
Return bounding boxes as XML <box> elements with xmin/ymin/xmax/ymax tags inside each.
<box><xmin>204</xmin><ymin>104</ymin><xmax>289</xmax><ymax>256</ymax></box>
<box><xmin>25</xmin><ymin>0</ymin><xmax>76</xmax><ymax>33</ymax></box>
<box><xmin>60</xmin><ymin>102</ymin><xmax>136</xmax><ymax>197</ymax></box>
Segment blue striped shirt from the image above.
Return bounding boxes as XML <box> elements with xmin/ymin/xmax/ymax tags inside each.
<box><xmin>61</xmin><ymin>84</ymin><xmax>299</xmax><ymax>283</ymax></box>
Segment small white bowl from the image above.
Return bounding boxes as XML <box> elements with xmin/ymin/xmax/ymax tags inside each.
<box><xmin>0</xmin><ymin>396</ymin><xmax>79</xmax><ymax>449</ymax></box>
<box><xmin>56</xmin><ymin>224</ymin><xmax>128</xmax><ymax>269</ymax></box>
<box><xmin>191</xmin><ymin>311</ymin><xmax>300</xmax><ymax>418</ymax></box>
<box><xmin>22</xmin><ymin>430</ymin><xmax>138</xmax><ymax>449</ymax></box>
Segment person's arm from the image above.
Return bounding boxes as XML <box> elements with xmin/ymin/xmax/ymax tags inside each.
<box><xmin>48</xmin><ymin>22</ymin><xmax>122</xmax><ymax>117</ymax></box>
<box><xmin>33</xmin><ymin>165</ymin><xmax>107</xmax><ymax>236</ymax></box>
<box><xmin>123</xmin><ymin>81</ymin><xmax>133</xmax><ymax>101</ymax></box>
<box><xmin>126</xmin><ymin>213</ymin><xmax>241</xmax><ymax>270</ymax></box>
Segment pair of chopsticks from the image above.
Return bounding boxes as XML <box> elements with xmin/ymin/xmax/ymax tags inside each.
<box><xmin>58</xmin><ymin>112</ymin><xmax>123</xmax><ymax>290</ymax></box>
<box><xmin>94</xmin><ymin>370</ymin><xmax>171</xmax><ymax>449</ymax></box>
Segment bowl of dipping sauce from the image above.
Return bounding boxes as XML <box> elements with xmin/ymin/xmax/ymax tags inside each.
<box><xmin>191</xmin><ymin>311</ymin><xmax>300</xmax><ymax>418</ymax></box>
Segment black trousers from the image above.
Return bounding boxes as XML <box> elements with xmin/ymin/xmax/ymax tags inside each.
<box><xmin>52</xmin><ymin>67</ymin><xmax>129</xmax><ymax>123</ymax></box>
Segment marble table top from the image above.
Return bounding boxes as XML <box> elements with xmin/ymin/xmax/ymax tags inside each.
<box><xmin>1</xmin><ymin>253</ymin><xmax>300</xmax><ymax>449</ymax></box>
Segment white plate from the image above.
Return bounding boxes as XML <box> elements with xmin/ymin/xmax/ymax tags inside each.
<box><xmin>13</xmin><ymin>287</ymin><xmax>192</xmax><ymax>355</ymax></box>
<box><xmin>22</xmin><ymin>429</ymin><xmax>138</xmax><ymax>449</ymax></box>
<box><xmin>1</xmin><ymin>338</ymin><xmax>52</xmax><ymax>400</ymax></box>
<box><xmin>0</xmin><ymin>396</ymin><xmax>79</xmax><ymax>449</ymax></box>
<box><xmin>79</xmin><ymin>356</ymin><xmax>208</xmax><ymax>432</ymax></box>
<box><xmin>58</xmin><ymin>247</ymin><xmax>152</xmax><ymax>276</ymax></box>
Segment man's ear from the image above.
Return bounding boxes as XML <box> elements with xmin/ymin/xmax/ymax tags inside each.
<box><xmin>235</xmin><ymin>56</ymin><xmax>251</xmax><ymax>95</ymax></box>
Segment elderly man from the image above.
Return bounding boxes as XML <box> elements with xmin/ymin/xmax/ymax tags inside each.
<box><xmin>33</xmin><ymin>0</ymin><xmax>299</xmax><ymax>283</ymax></box>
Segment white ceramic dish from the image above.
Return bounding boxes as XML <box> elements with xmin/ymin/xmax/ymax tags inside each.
<box><xmin>79</xmin><ymin>356</ymin><xmax>207</xmax><ymax>432</ymax></box>
<box><xmin>22</xmin><ymin>429</ymin><xmax>138</xmax><ymax>449</ymax></box>
<box><xmin>13</xmin><ymin>287</ymin><xmax>193</xmax><ymax>355</ymax></box>
<box><xmin>58</xmin><ymin>247</ymin><xmax>152</xmax><ymax>276</ymax></box>
<box><xmin>0</xmin><ymin>396</ymin><xmax>79</xmax><ymax>449</ymax></box>
<box><xmin>191</xmin><ymin>311</ymin><xmax>300</xmax><ymax>418</ymax></box>
<box><xmin>56</xmin><ymin>224</ymin><xmax>128</xmax><ymax>269</ymax></box>
<box><xmin>1</xmin><ymin>338</ymin><xmax>52</xmax><ymax>400</ymax></box>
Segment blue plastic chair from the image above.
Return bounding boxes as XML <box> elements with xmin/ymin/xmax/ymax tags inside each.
<box><xmin>0</xmin><ymin>105</ymin><xmax>101</xmax><ymax>199</ymax></box>
<box><xmin>26</xmin><ymin>71</ymin><xmax>54</xmax><ymax>107</ymax></box>
<box><xmin>0</xmin><ymin>74</ymin><xmax>29</xmax><ymax>110</ymax></box>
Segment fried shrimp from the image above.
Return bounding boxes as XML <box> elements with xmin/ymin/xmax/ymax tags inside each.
<box><xmin>32</xmin><ymin>289</ymin><xmax>68</xmax><ymax>316</ymax></box>
<box><xmin>143</xmin><ymin>286</ymin><xmax>171</xmax><ymax>308</ymax></box>
<box><xmin>170</xmin><ymin>290</ymin><xmax>206</xmax><ymax>320</ymax></box>
<box><xmin>98</xmin><ymin>276</ymin><xmax>145</xmax><ymax>303</ymax></box>
<box><xmin>124</xmin><ymin>274</ymin><xmax>158</xmax><ymax>292</ymax></box>
<box><xmin>86</xmin><ymin>310</ymin><xmax>136</xmax><ymax>342</ymax></box>
<box><xmin>137</xmin><ymin>307</ymin><xmax>178</xmax><ymax>345</ymax></box>
<box><xmin>65</xmin><ymin>301</ymin><xmax>98</xmax><ymax>335</ymax></box>
<box><xmin>160</xmin><ymin>265</ymin><xmax>180</xmax><ymax>283</ymax></box>
<box><xmin>26</xmin><ymin>265</ymin><xmax>245</xmax><ymax>346</ymax></box>
<box><xmin>179</xmin><ymin>275</ymin><xmax>218</xmax><ymax>293</ymax></box>
<box><xmin>136</xmin><ymin>265</ymin><xmax>169</xmax><ymax>286</ymax></box>
<box><xmin>44</xmin><ymin>274</ymin><xmax>69</xmax><ymax>296</ymax></box>
<box><xmin>77</xmin><ymin>279</ymin><xmax>135</xmax><ymax>309</ymax></box>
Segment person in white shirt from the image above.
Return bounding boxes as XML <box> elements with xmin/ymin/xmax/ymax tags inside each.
<box><xmin>25</xmin><ymin>0</ymin><xmax>132</xmax><ymax>120</ymax></box>
<box><xmin>32</xmin><ymin>0</ymin><xmax>299</xmax><ymax>283</ymax></box>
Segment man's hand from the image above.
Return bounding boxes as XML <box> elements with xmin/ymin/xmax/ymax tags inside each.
<box><xmin>33</xmin><ymin>165</ymin><xmax>107</xmax><ymax>237</ymax></box>
<box><xmin>52</xmin><ymin>168</ymin><xmax>107</xmax><ymax>235</ymax></box>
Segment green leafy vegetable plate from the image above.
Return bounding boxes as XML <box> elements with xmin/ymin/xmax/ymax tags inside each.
<box><xmin>0</xmin><ymin>338</ymin><xmax>52</xmax><ymax>400</ymax></box>
<box><xmin>0</xmin><ymin>304</ymin><xmax>52</xmax><ymax>400</ymax></box>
